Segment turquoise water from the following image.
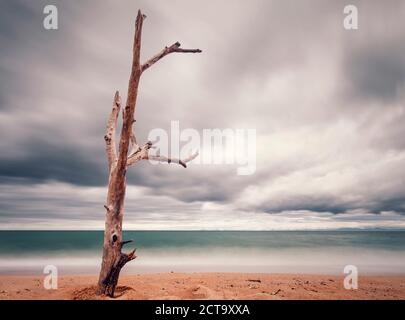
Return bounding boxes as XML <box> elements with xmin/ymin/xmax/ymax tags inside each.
<box><xmin>0</xmin><ymin>231</ymin><xmax>404</xmax><ymax>275</ymax></box>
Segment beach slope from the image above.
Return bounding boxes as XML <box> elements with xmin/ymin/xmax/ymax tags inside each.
<box><xmin>1</xmin><ymin>273</ymin><xmax>404</xmax><ymax>300</ymax></box>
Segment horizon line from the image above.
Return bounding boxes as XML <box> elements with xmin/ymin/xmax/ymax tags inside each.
<box><xmin>1</xmin><ymin>228</ymin><xmax>405</xmax><ymax>232</ymax></box>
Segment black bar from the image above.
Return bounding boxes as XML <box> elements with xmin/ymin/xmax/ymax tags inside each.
<box><xmin>1</xmin><ymin>300</ymin><xmax>403</xmax><ymax>319</ymax></box>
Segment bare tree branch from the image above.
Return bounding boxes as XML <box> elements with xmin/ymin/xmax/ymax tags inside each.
<box><xmin>126</xmin><ymin>141</ymin><xmax>152</xmax><ymax>166</ymax></box>
<box><xmin>141</xmin><ymin>42</ymin><xmax>202</xmax><ymax>73</ymax></box>
<box><xmin>127</xmin><ymin>141</ymin><xmax>199</xmax><ymax>168</ymax></box>
<box><xmin>104</xmin><ymin>91</ymin><xmax>121</xmax><ymax>170</ymax></box>
<box><xmin>115</xmin><ymin>10</ymin><xmax>145</xmax><ymax>177</ymax></box>
<box><xmin>148</xmin><ymin>150</ymin><xmax>199</xmax><ymax>168</ymax></box>
<box><xmin>129</xmin><ymin>130</ymin><xmax>141</xmax><ymax>156</ymax></box>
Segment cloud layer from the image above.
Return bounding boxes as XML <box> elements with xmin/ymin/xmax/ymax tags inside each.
<box><xmin>0</xmin><ymin>0</ymin><xmax>405</xmax><ymax>229</ymax></box>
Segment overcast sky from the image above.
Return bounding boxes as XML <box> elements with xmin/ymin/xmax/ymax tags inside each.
<box><xmin>1</xmin><ymin>0</ymin><xmax>405</xmax><ymax>230</ymax></box>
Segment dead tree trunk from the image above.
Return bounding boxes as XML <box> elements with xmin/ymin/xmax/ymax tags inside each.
<box><xmin>97</xmin><ymin>10</ymin><xmax>201</xmax><ymax>297</ymax></box>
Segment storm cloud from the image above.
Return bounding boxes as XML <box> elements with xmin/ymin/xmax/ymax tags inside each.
<box><xmin>0</xmin><ymin>0</ymin><xmax>405</xmax><ymax>229</ymax></box>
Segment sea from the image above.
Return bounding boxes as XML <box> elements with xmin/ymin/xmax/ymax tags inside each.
<box><xmin>0</xmin><ymin>230</ymin><xmax>404</xmax><ymax>275</ymax></box>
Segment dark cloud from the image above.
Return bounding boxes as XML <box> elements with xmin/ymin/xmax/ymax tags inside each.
<box><xmin>340</xmin><ymin>0</ymin><xmax>405</xmax><ymax>104</ymax></box>
<box><xmin>0</xmin><ymin>0</ymin><xmax>405</xmax><ymax>228</ymax></box>
<box><xmin>0</xmin><ymin>141</ymin><xmax>106</xmax><ymax>186</ymax></box>
<box><xmin>345</xmin><ymin>40</ymin><xmax>405</xmax><ymax>103</ymax></box>
<box><xmin>262</xmin><ymin>197</ymin><xmax>405</xmax><ymax>215</ymax></box>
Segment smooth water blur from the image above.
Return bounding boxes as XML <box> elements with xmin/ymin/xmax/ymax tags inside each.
<box><xmin>0</xmin><ymin>231</ymin><xmax>404</xmax><ymax>275</ymax></box>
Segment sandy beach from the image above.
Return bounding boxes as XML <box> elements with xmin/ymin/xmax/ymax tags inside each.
<box><xmin>0</xmin><ymin>273</ymin><xmax>404</xmax><ymax>300</ymax></box>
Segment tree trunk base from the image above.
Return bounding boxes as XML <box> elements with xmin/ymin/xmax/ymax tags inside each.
<box><xmin>97</xmin><ymin>250</ymin><xmax>136</xmax><ymax>297</ymax></box>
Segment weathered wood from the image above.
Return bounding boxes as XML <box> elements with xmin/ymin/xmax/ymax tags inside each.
<box><xmin>97</xmin><ymin>10</ymin><xmax>145</xmax><ymax>296</ymax></box>
<box><xmin>104</xmin><ymin>91</ymin><xmax>121</xmax><ymax>169</ymax></box>
<box><xmin>97</xmin><ymin>9</ymin><xmax>201</xmax><ymax>297</ymax></box>
<box><xmin>141</xmin><ymin>42</ymin><xmax>202</xmax><ymax>73</ymax></box>
<box><xmin>147</xmin><ymin>149</ymin><xmax>199</xmax><ymax>168</ymax></box>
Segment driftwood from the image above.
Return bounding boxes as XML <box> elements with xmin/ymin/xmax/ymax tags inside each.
<box><xmin>97</xmin><ymin>10</ymin><xmax>201</xmax><ymax>297</ymax></box>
